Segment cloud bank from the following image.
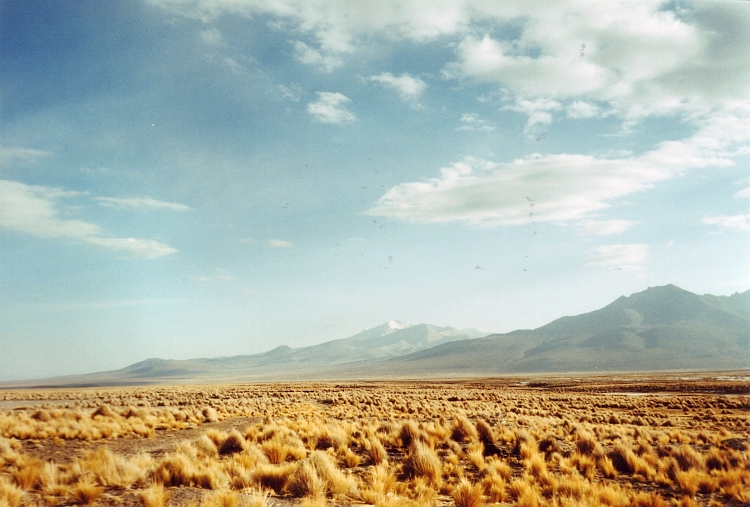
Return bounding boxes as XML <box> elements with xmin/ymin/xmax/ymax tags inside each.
<box><xmin>367</xmin><ymin>105</ymin><xmax>750</xmax><ymax>231</ymax></box>
<box><xmin>0</xmin><ymin>179</ymin><xmax>178</xmax><ymax>259</ymax></box>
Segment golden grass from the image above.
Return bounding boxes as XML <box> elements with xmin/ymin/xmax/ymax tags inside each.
<box><xmin>69</xmin><ymin>478</ymin><xmax>104</xmax><ymax>504</ymax></box>
<box><xmin>0</xmin><ymin>375</ymin><xmax>746</xmax><ymax>506</ymax></box>
<box><xmin>140</xmin><ymin>483</ymin><xmax>170</xmax><ymax>507</ymax></box>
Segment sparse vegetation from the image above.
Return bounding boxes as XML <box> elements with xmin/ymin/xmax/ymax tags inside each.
<box><xmin>0</xmin><ymin>374</ymin><xmax>747</xmax><ymax>505</ymax></box>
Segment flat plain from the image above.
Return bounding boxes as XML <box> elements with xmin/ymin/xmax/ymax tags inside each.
<box><xmin>0</xmin><ymin>373</ymin><xmax>748</xmax><ymax>506</ymax></box>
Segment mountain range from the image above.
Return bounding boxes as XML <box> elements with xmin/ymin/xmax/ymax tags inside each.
<box><xmin>5</xmin><ymin>285</ymin><xmax>748</xmax><ymax>386</ymax></box>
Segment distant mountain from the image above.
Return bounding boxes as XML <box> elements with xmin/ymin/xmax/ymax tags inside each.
<box><xmin>387</xmin><ymin>285</ymin><xmax>749</xmax><ymax>375</ymax></box>
<box><xmin>113</xmin><ymin>321</ymin><xmax>483</xmax><ymax>380</ymax></box>
<box><xmin>4</xmin><ymin>285</ymin><xmax>747</xmax><ymax>387</ymax></box>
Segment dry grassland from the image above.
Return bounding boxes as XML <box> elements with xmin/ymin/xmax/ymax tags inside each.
<box><xmin>0</xmin><ymin>374</ymin><xmax>748</xmax><ymax>506</ymax></box>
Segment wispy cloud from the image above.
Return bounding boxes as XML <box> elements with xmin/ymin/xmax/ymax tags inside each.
<box><xmin>200</xmin><ymin>27</ymin><xmax>224</xmax><ymax>46</ymax></box>
<box><xmin>0</xmin><ymin>179</ymin><xmax>178</xmax><ymax>259</ymax></box>
<box><xmin>0</xmin><ymin>146</ymin><xmax>51</xmax><ymax>165</ymax></box>
<box><xmin>566</xmin><ymin>101</ymin><xmax>600</xmax><ymax>119</ymax></box>
<box><xmin>369</xmin><ymin>72</ymin><xmax>426</xmax><ymax>106</ymax></box>
<box><xmin>457</xmin><ymin>114</ymin><xmax>495</xmax><ymax>132</ymax></box>
<box><xmin>502</xmin><ymin>98</ymin><xmax>562</xmax><ymax>137</ymax></box>
<box><xmin>190</xmin><ymin>269</ymin><xmax>233</xmax><ymax>282</ymax></box>
<box><xmin>576</xmin><ymin>219</ymin><xmax>637</xmax><ymax>236</ymax></box>
<box><xmin>294</xmin><ymin>41</ymin><xmax>343</xmax><ymax>72</ymax></box>
<box><xmin>702</xmin><ymin>213</ymin><xmax>750</xmax><ymax>233</ymax></box>
<box><xmin>368</xmin><ymin>106</ymin><xmax>750</xmax><ymax>228</ymax></box>
<box><xmin>95</xmin><ymin>196</ymin><xmax>192</xmax><ymax>211</ymax></box>
<box><xmin>586</xmin><ymin>244</ymin><xmax>649</xmax><ymax>271</ymax></box>
<box><xmin>268</xmin><ymin>239</ymin><xmax>293</xmax><ymax>248</ymax></box>
<box><xmin>307</xmin><ymin>92</ymin><xmax>356</xmax><ymax>124</ymax></box>
<box><xmin>84</xmin><ymin>237</ymin><xmax>178</xmax><ymax>259</ymax></box>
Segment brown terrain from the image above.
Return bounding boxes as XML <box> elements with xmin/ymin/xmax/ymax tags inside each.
<box><xmin>0</xmin><ymin>373</ymin><xmax>748</xmax><ymax>506</ymax></box>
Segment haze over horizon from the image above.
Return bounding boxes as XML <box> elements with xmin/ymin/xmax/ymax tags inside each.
<box><xmin>1</xmin><ymin>1</ymin><xmax>749</xmax><ymax>381</ymax></box>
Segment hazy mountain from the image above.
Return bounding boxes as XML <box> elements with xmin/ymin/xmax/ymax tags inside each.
<box><xmin>389</xmin><ymin>285</ymin><xmax>749</xmax><ymax>374</ymax></box>
<box><xmin>113</xmin><ymin>321</ymin><xmax>483</xmax><ymax>380</ymax></box>
<box><xmin>5</xmin><ymin>285</ymin><xmax>747</xmax><ymax>387</ymax></box>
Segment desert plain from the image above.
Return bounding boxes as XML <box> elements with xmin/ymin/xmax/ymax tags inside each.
<box><xmin>0</xmin><ymin>373</ymin><xmax>748</xmax><ymax>507</ymax></box>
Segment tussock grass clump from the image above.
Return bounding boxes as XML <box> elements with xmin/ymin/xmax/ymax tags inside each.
<box><xmin>79</xmin><ymin>447</ymin><xmax>148</xmax><ymax>488</ymax></box>
<box><xmin>405</xmin><ymin>441</ymin><xmax>441</xmax><ymax>487</ymax></box>
<box><xmin>475</xmin><ymin>419</ymin><xmax>495</xmax><ymax>446</ymax></box>
<box><xmin>69</xmin><ymin>478</ymin><xmax>104</xmax><ymax>505</ymax></box>
<box><xmin>575</xmin><ymin>430</ymin><xmax>601</xmax><ymax>456</ymax></box>
<box><xmin>250</xmin><ymin>463</ymin><xmax>296</xmax><ymax>494</ymax></box>
<box><xmin>0</xmin><ymin>475</ymin><xmax>24</xmax><ymax>507</ymax></box>
<box><xmin>360</xmin><ymin>461</ymin><xmax>396</xmax><ymax>505</ymax></box>
<box><xmin>202</xmin><ymin>490</ymin><xmax>240</xmax><ymax>507</ymax></box>
<box><xmin>202</xmin><ymin>407</ymin><xmax>219</xmax><ymax>423</ymax></box>
<box><xmin>399</xmin><ymin>420</ymin><xmax>421</xmax><ymax>448</ymax></box>
<box><xmin>365</xmin><ymin>436</ymin><xmax>388</xmax><ymax>465</ymax></box>
<box><xmin>150</xmin><ymin>453</ymin><xmax>226</xmax><ymax>489</ymax></box>
<box><xmin>451</xmin><ymin>415</ymin><xmax>478</xmax><ymax>443</ymax></box>
<box><xmin>12</xmin><ymin>455</ymin><xmax>44</xmax><ymax>490</ymax></box>
<box><xmin>287</xmin><ymin>460</ymin><xmax>326</xmax><ymax>498</ymax></box>
<box><xmin>671</xmin><ymin>444</ymin><xmax>703</xmax><ymax>471</ymax></box>
<box><xmin>139</xmin><ymin>483</ymin><xmax>169</xmax><ymax>507</ymax></box>
<box><xmin>452</xmin><ymin>479</ymin><xmax>484</xmax><ymax>507</ymax></box>
<box><xmin>219</xmin><ymin>430</ymin><xmax>247</xmax><ymax>455</ymax></box>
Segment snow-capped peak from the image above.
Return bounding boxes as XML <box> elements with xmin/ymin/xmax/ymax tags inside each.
<box><xmin>386</xmin><ymin>320</ymin><xmax>409</xmax><ymax>331</ymax></box>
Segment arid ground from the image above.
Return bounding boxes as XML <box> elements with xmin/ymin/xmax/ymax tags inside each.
<box><xmin>1</xmin><ymin>373</ymin><xmax>748</xmax><ymax>506</ymax></box>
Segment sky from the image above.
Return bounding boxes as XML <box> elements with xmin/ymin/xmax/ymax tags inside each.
<box><xmin>1</xmin><ymin>0</ymin><xmax>749</xmax><ymax>380</ymax></box>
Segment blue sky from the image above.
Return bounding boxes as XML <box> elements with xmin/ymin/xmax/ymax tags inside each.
<box><xmin>1</xmin><ymin>0</ymin><xmax>748</xmax><ymax>380</ymax></box>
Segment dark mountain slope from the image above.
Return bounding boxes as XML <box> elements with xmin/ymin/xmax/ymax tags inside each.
<box><xmin>388</xmin><ymin>285</ymin><xmax>749</xmax><ymax>374</ymax></box>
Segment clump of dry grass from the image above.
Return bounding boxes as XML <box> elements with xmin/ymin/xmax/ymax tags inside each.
<box><xmin>452</xmin><ymin>479</ymin><xmax>483</xmax><ymax>507</ymax></box>
<box><xmin>201</xmin><ymin>490</ymin><xmax>240</xmax><ymax>507</ymax></box>
<box><xmin>405</xmin><ymin>441</ymin><xmax>441</xmax><ymax>487</ymax></box>
<box><xmin>365</xmin><ymin>436</ymin><xmax>388</xmax><ymax>465</ymax></box>
<box><xmin>249</xmin><ymin>463</ymin><xmax>296</xmax><ymax>494</ymax></box>
<box><xmin>78</xmin><ymin>446</ymin><xmax>149</xmax><ymax>488</ymax></box>
<box><xmin>139</xmin><ymin>483</ymin><xmax>170</xmax><ymax>507</ymax></box>
<box><xmin>287</xmin><ymin>460</ymin><xmax>325</xmax><ymax>498</ymax></box>
<box><xmin>69</xmin><ymin>478</ymin><xmax>104</xmax><ymax>505</ymax></box>
<box><xmin>451</xmin><ymin>415</ymin><xmax>478</xmax><ymax>443</ymax></box>
<box><xmin>0</xmin><ymin>475</ymin><xmax>24</xmax><ymax>507</ymax></box>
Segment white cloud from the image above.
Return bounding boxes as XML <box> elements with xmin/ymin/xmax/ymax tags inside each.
<box><xmin>96</xmin><ymin>196</ymin><xmax>192</xmax><ymax>211</ymax></box>
<box><xmin>702</xmin><ymin>213</ymin><xmax>750</xmax><ymax>233</ymax></box>
<box><xmin>190</xmin><ymin>268</ymin><xmax>233</xmax><ymax>282</ymax></box>
<box><xmin>277</xmin><ymin>84</ymin><xmax>301</xmax><ymax>102</ymax></box>
<box><xmin>368</xmin><ymin>104</ymin><xmax>750</xmax><ymax>227</ymax></box>
<box><xmin>457</xmin><ymin>113</ymin><xmax>495</xmax><ymax>132</ymax></box>
<box><xmin>735</xmin><ymin>187</ymin><xmax>750</xmax><ymax>199</ymax></box>
<box><xmin>576</xmin><ymin>219</ymin><xmax>637</xmax><ymax>236</ymax></box>
<box><xmin>502</xmin><ymin>98</ymin><xmax>561</xmax><ymax>136</ymax></box>
<box><xmin>442</xmin><ymin>3</ymin><xmax>750</xmax><ymax>124</ymax></box>
<box><xmin>369</xmin><ymin>72</ymin><xmax>426</xmax><ymax>105</ymax></box>
<box><xmin>307</xmin><ymin>92</ymin><xmax>356</xmax><ymax>124</ymax></box>
<box><xmin>84</xmin><ymin>237</ymin><xmax>178</xmax><ymax>259</ymax></box>
<box><xmin>0</xmin><ymin>179</ymin><xmax>178</xmax><ymax>258</ymax></box>
<box><xmin>147</xmin><ymin>1</ymin><xmax>750</xmax><ymax>135</ymax></box>
<box><xmin>567</xmin><ymin>101</ymin><xmax>600</xmax><ymax>119</ymax></box>
<box><xmin>269</xmin><ymin>239</ymin><xmax>293</xmax><ymax>248</ymax></box>
<box><xmin>586</xmin><ymin>244</ymin><xmax>649</xmax><ymax>271</ymax></box>
<box><xmin>200</xmin><ymin>27</ymin><xmax>224</xmax><ymax>46</ymax></box>
<box><xmin>0</xmin><ymin>146</ymin><xmax>50</xmax><ymax>165</ymax></box>
<box><xmin>293</xmin><ymin>41</ymin><xmax>343</xmax><ymax>72</ymax></box>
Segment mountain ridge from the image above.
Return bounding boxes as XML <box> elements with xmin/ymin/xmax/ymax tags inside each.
<box><xmin>3</xmin><ymin>285</ymin><xmax>747</xmax><ymax>387</ymax></box>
